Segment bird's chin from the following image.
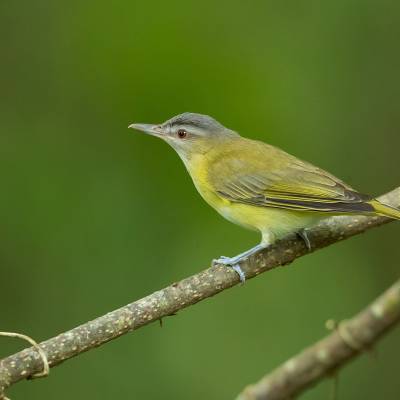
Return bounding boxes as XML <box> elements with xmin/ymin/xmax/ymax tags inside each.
<box><xmin>164</xmin><ymin>138</ymin><xmax>180</xmax><ymax>151</ymax></box>
<box><xmin>164</xmin><ymin>140</ymin><xmax>189</xmax><ymax>160</ymax></box>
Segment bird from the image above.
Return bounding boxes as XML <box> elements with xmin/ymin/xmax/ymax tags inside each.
<box><xmin>129</xmin><ymin>112</ymin><xmax>400</xmax><ymax>282</ymax></box>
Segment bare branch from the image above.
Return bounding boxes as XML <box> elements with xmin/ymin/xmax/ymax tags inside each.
<box><xmin>236</xmin><ymin>278</ymin><xmax>400</xmax><ymax>400</ymax></box>
<box><xmin>0</xmin><ymin>332</ymin><xmax>49</xmax><ymax>379</ymax></box>
<box><xmin>0</xmin><ymin>187</ymin><xmax>399</xmax><ymax>396</ymax></box>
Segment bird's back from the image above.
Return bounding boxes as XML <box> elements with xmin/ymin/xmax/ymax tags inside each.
<box><xmin>206</xmin><ymin>136</ymin><xmax>361</xmax><ymax>206</ymax></box>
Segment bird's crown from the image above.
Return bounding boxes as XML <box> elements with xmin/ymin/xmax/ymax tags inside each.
<box><xmin>163</xmin><ymin>112</ymin><xmax>226</xmax><ymax>132</ymax></box>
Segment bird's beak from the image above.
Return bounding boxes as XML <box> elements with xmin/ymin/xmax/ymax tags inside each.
<box><xmin>128</xmin><ymin>123</ymin><xmax>164</xmax><ymax>138</ymax></box>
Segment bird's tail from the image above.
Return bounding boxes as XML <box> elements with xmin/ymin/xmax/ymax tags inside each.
<box><xmin>369</xmin><ymin>199</ymin><xmax>400</xmax><ymax>220</ymax></box>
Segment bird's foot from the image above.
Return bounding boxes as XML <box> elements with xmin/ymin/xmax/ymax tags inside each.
<box><xmin>212</xmin><ymin>255</ymin><xmax>243</xmax><ymax>265</ymax></box>
<box><xmin>212</xmin><ymin>244</ymin><xmax>267</xmax><ymax>284</ymax></box>
<box><xmin>297</xmin><ymin>229</ymin><xmax>312</xmax><ymax>251</ymax></box>
<box><xmin>230</xmin><ymin>264</ymin><xmax>246</xmax><ymax>284</ymax></box>
<box><xmin>212</xmin><ymin>256</ymin><xmax>246</xmax><ymax>284</ymax></box>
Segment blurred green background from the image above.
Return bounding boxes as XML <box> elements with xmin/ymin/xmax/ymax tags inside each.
<box><xmin>1</xmin><ymin>0</ymin><xmax>399</xmax><ymax>398</ymax></box>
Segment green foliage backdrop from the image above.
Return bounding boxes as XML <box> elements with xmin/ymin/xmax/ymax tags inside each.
<box><xmin>1</xmin><ymin>1</ymin><xmax>399</xmax><ymax>398</ymax></box>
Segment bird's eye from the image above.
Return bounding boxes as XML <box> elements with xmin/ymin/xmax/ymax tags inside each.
<box><xmin>177</xmin><ymin>129</ymin><xmax>187</xmax><ymax>139</ymax></box>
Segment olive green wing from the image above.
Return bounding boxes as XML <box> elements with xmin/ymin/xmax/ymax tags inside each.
<box><xmin>210</xmin><ymin>155</ymin><xmax>374</xmax><ymax>214</ymax></box>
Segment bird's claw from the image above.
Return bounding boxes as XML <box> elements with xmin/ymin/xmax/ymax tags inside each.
<box><xmin>297</xmin><ymin>229</ymin><xmax>312</xmax><ymax>251</ymax></box>
<box><xmin>231</xmin><ymin>264</ymin><xmax>246</xmax><ymax>284</ymax></box>
<box><xmin>212</xmin><ymin>256</ymin><xmax>235</xmax><ymax>266</ymax></box>
<box><xmin>212</xmin><ymin>256</ymin><xmax>246</xmax><ymax>284</ymax></box>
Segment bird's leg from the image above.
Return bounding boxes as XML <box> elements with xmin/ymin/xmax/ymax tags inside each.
<box><xmin>212</xmin><ymin>243</ymin><xmax>267</xmax><ymax>284</ymax></box>
<box><xmin>297</xmin><ymin>228</ymin><xmax>312</xmax><ymax>251</ymax></box>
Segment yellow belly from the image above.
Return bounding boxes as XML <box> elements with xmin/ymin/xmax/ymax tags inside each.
<box><xmin>218</xmin><ymin>202</ymin><xmax>319</xmax><ymax>242</ymax></box>
<box><xmin>185</xmin><ymin>153</ymin><xmax>320</xmax><ymax>244</ymax></box>
<box><xmin>192</xmin><ymin>172</ymin><xmax>319</xmax><ymax>242</ymax></box>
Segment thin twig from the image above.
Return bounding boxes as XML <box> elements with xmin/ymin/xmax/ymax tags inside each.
<box><xmin>0</xmin><ymin>332</ymin><xmax>49</xmax><ymax>379</ymax></box>
<box><xmin>236</xmin><ymin>278</ymin><xmax>400</xmax><ymax>400</ymax></box>
<box><xmin>0</xmin><ymin>187</ymin><xmax>399</xmax><ymax>397</ymax></box>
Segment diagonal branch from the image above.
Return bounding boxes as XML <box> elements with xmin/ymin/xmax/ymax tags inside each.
<box><xmin>236</xmin><ymin>278</ymin><xmax>400</xmax><ymax>400</ymax></box>
<box><xmin>0</xmin><ymin>187</ymin><xmax>399</xmax><ymax>396</ymax></box>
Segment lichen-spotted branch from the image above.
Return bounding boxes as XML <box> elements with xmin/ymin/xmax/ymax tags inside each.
<box><xmin>0</xmin><ymin>187</ymin><xmax>399</xmax><ymax>398</ymax></box>
<box><xmin>236</xmin><ymin>278</ymin><xmax>400</xmax><ymax>400</ymax></box>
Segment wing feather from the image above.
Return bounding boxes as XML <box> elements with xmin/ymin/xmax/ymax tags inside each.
<box><xmin>209</xmin><ymin>143</ymin><xmax>374</xmax><ymax>214</ymax></box>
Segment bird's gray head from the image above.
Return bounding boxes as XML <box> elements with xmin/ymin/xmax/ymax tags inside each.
<box><xmin>129</xmin><ymin>112</ymin><xmax>239</xmax><ymax>161</ymax></box>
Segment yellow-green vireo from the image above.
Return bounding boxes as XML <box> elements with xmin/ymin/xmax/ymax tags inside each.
<box><xmin>129</xmin><ymin>113</ymin><xmax>399</xmax><ymax>282</ymax></box>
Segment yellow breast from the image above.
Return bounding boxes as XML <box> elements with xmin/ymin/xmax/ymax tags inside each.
<box><xmin>185</xmin><ymin>153</ymin><xmax>229</xmax><ymax>213</ymax></box>
<box><xmin>184</xmin><ymin>153</ymin><xmax>272</xmax><ymax>232</ymax></box>
<box><xmin>183</xmin><ymin>152</ymin><xmax>319</xmax><ymax>242</ymax></box>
